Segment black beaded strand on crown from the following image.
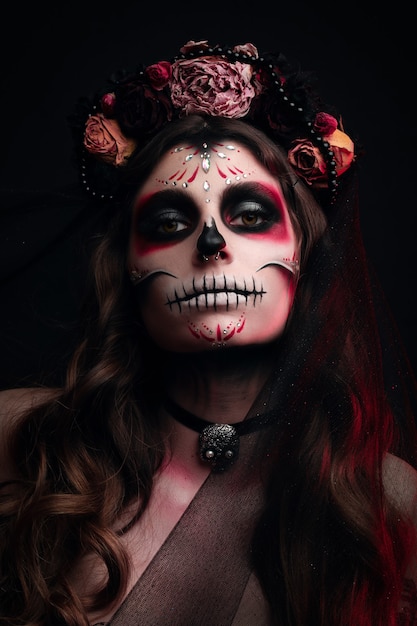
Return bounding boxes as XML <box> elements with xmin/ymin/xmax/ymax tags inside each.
<box><xmin>80</xmin><ymin>43</ymin><xmax>340</xmax><ymax>204</ymax></box>
<box><xmin>177</xmin><ymin>44</ymin><xmax>339</xmax><ymax>205</ymax></box>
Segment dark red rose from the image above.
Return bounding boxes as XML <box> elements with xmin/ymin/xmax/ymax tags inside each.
<box><xmin>313</xmin><ymin>112</ymin><xmax>338</xmax><ymax>135</ymax></box>
<box><xmin>288</xmin><ymin>130</ymin><xmax>355</xmax><ymax>188</ymax></box>
<box><xmin>249</xmin><ymin>91</ymin><xmax>297</xmax><ymax>140</ymax></box>
<box><xmin>255</xmin><ymin>65</ymin><xmax>285</xmax><ymax>89</ymax></box>
<box><xmin>287</xmin><ymin>139</ymin><xmax>327</xmax><ymax>187</ymax></box>
<box><xmin>100</xmin><ymin>92</ymin><xmax>116</xmax><ymax>117</ymax></box>
<box><xmin>114</xmin><ymin>79</ymin><xmax>173</xmax><ymax>138</ymax></box>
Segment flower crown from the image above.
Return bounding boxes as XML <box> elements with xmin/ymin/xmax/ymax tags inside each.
<box><xmin>70</xmin><ymin>40</ymin><xmax>355</xmax><ymax>203</ymax></box>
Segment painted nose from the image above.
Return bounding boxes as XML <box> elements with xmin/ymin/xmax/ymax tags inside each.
<box><xmin>196</xmin><ymin>220</ymin><xmax>226</xmax><ymax>258</ymax></box>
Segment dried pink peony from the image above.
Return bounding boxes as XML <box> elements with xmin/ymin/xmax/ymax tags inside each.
<box><xmin>170</xmin><ymin>57</ymin><xmax>256</xmax><ymax>118</ymax></box>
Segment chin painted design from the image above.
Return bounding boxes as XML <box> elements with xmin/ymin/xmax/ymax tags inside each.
<box><xmin>188</xmin><ymin>315</ymin><xmax>246</xmax><ymax>346</ymax></box>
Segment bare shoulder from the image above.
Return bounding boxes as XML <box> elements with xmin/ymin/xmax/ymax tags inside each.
<box><xmin>385</xmin><ymin>454</ymin><xmax>417</xmax><ymax>609</ymax></box>
<box><xmin>383</xmin><ymin>452</ymin><xmax>417</xmax><ymax>523</ymax></box>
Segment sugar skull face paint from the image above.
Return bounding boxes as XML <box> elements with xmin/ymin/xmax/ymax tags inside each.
<box><xmin>128</xmin><ymin>141</ymin><xmax>300</xmax><ymax>352</ymax></box>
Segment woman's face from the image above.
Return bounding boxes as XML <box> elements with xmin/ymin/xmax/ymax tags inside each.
<box><xmin>128</xmin><ymin>140</ymin><xmax>300</xmax><ymax>352</ymax></box>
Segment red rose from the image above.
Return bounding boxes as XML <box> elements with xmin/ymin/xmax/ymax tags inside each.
<box><xmin>146</xmin><ymin>61</ymin><xmax>172</xmax><ymax>91</ymax></box>
<box><xmin>314</xmin><ymin>112</ymin><xmax>338</xmax><ymax>136</ymax></box>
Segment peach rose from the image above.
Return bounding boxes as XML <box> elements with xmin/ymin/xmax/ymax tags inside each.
<box><xmin>83</xmin><ymin>113</ymin><xmax>137</xmax><ymax>166</ymax></box>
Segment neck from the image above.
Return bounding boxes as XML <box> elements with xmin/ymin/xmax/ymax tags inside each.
<box><xmin>162</xmin><ymin>343</ymin><xmax>277</xmax><ymax>424</ymax></box>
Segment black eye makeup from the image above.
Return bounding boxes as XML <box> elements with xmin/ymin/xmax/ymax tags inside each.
<box><xmin>223</xmin><ymin>183</ymin><xmax>284</xmax><ymax>233</ymax></box>
<box><xmin>132</xmin><ymin>181</ymin><xmax>287</xmax><ymax>243</ymax></box>
<box><xmin>133</xmin><ymin>190</ymin><xmax>196</xmax><ymax>242</ymax></box>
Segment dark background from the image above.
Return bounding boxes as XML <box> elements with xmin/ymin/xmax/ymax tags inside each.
<box><xmin>0</xmin><ymin>1</ymin><xmax>416</xmax><ymax>388</ymax></box>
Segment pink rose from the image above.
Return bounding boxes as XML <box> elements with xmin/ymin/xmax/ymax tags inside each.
<box><xmin>145</xmin><ymin>61</ymin><xmax>172</xmax><ymax>91</ymax></box>
<box><xmin>287</xmin><ymin>129</ymin><xmax>354</xmax><ymax>187</ymax></box>
<box><xmin>179</xmin><ymin>40</ymin><xmax>211</xmax><ymax>55</ymax></box>
<box><xmin>83</xmin><ymin>113</ymin><xmax>137</xmax><ymax>166</ymax></box>
<box><xmin>170</xmin><ymin>57</ymin><xmax>256</xmax><ymax>118</ymax></box>
<box><xmin>232</xmin><ymin>43</ymin><xmax>259</xmax><ymax>58</ymax></box>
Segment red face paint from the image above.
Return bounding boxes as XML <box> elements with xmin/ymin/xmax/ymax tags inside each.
<box><xmin>128</xmin><ymin>141</ymin><xmax>300</xmax><ymax>353</ymax></box>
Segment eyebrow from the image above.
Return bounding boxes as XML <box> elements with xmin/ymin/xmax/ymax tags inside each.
<box><xmin>134</xmin><ymin>188</ymin><xmax>193</xmax><ymax>215</ymax></box>
<box><xmin>221</xmin><ymin>181</ymin><xmax>284</xmax><ymax>208</ymax></box>
<box><xmin>135</xmin><ymin>181</ymin><xmax>285</xmax><ymax>214</ymax></box>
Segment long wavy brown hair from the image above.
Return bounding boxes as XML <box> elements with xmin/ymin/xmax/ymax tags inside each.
<box><xmin>0</xmin><ymin>116</ymin><xmax>415</xmax><ymax>625</ymax></box>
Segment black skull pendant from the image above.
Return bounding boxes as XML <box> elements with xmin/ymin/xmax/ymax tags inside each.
<box><xmin>199</xmin><ymin>423</ymin><xmax>239</xmax><ymax>472</ymax></box>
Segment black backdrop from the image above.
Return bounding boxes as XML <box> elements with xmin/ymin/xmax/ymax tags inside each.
<box><xmin>0</xmin><ymin>1</ymin><xmax>416</xmax><ymax>388</ymax></box>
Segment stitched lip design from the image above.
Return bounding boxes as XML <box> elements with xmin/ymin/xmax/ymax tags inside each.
<box><xmin>165</xmin><ymin>275</ymin><xmax>266</xmax><ymax>312</ymax></box>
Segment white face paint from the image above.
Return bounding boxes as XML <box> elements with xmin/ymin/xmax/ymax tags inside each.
<box><xmin>127</xmin><ymin>141</ymin><xmax>300</xmax><ymax>352</ymax></box>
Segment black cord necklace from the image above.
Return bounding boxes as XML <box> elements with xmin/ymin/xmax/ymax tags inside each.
<box><xmin>163</xmin><ymin>396</ymin><xmax>278</xmax><ymax>472</ymax></box>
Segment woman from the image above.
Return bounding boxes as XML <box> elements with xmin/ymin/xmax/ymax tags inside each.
<box><xmin>1</xmin><ymin>40</ymin><xmax>417</xmax><ymax>626</ymax></box>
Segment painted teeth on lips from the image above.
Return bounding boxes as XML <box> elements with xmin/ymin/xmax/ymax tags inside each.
<box><xmin>166</xmin><ymin>287</ymin><xmax>267</xmax><ymax>311</ymax></box>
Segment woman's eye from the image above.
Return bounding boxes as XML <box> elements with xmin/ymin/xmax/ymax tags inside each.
<box><xmin>238</xmin><ymin>212</ymin><xmax>265</xmax><ymax>226</ymax></box>
<box><xmin>136</xmin><ymin>210</ymin><xmax>191</xmax><ymax>240</ymax></box>
<box><xmin>158</xmin><ymin>217</ymin><xmax>188</xmax><ymax>234</ymax></box>
<box><xmin>227</xmin><ymin>201</ymin><xmax>276</xmax><ymax>230</ymax></box>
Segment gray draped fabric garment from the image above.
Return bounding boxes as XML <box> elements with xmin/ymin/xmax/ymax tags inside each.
<box><xmin>106</xmin><ymin>425</ymin><xmax>275</xmax><ymax>626</ymax></box>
